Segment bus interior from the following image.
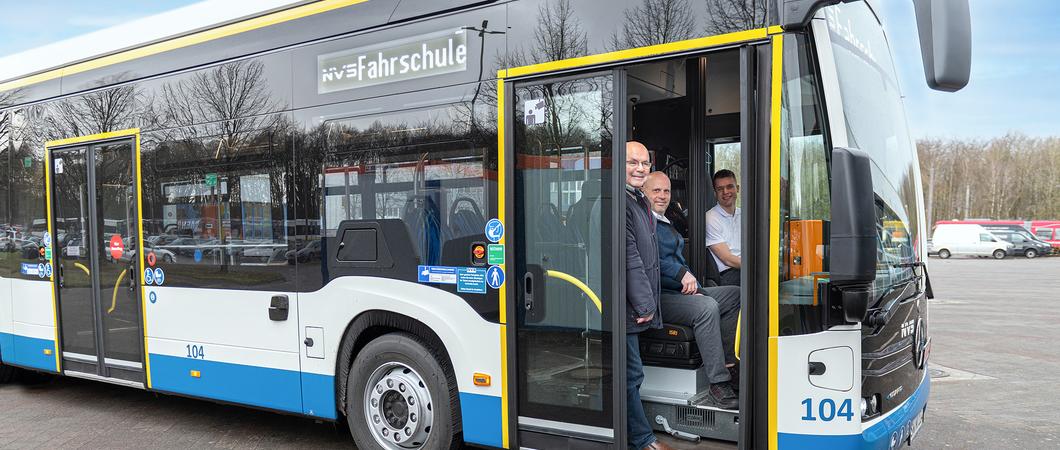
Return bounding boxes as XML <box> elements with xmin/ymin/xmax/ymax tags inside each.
<box><xmin>628</xmin><ymin>51</ymin><xmax>744</xmax><ymax>444</ymax></box>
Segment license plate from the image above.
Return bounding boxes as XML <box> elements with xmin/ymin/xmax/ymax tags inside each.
<box><xmin>907</xmin><ymin>407</ymin><xmax>925</xmax><ymax>444</ymax></box>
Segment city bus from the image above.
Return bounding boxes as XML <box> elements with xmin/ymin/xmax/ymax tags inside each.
<box><xmin>0</xmin><ymin>0</ymin><xmax>970</xmax><ymax>448</ymax></box>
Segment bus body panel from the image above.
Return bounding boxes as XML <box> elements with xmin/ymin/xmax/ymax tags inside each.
<box><xmin>297</xmin><ymin>276</ymin><xmax>504</xmax><ymax>447</ymax></box>
<box><xmin>144</xmin><ymin>286</ymin><xmax>303</xmax><ymax>415</ymax></box>
<box><xmin>2</xmin><ymin>279</ymin><xmax>57</xmax><ymax>372</ymax></box>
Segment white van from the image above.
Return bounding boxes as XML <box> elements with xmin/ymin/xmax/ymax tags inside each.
<box><xmin>930</xmin><ymin>223</ymin><xmax>1014</xmax><ymax>259</ymax></box>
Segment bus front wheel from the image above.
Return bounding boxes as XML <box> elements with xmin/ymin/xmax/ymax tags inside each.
<box><xmin>346</xmin><ymin>332</ymin><xmax>458</xmax><ymax>450</ymax></box>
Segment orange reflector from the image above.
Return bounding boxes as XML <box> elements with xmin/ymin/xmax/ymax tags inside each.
<box><xmin>190</xmin><ymin>370</ymin><xmax>201</xmax><ymax>378</ymax></box>
<box><xmin>473</xmin><ymin>373</ymin><xmax>491</xmax><ymax>387</ymax></box>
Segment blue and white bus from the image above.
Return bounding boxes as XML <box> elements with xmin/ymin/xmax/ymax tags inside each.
<box><xmin>0</xmin><ymin>0</ymin><xmax>969</xmax><ymax>448</ymax></box>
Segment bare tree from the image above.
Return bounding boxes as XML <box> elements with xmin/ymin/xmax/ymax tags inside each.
<box><xmin>610</xmin><ymin>0</ymin><xmax>697</xmax><ymax>50</ymax></box>
<box><xmin>703</xmin><ymin>0</ymin><xmax>767</xmax><ymax>35</ymax></box>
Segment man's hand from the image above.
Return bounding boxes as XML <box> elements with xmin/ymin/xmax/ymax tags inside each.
<box><xmin>680</xmin><ymin>271</ymin><xmax>698</xmax><ymax>294</ymax></box>
<box><xmin>635</xmin><ymin>312</ymin><xmax>655</xmax><ymax>324</ymax></box>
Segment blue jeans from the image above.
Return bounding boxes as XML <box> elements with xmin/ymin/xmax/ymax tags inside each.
<box><xmin>627</xmin><ymin>333</ymin><xmax>655</xmax><ymax>449</ymax></box>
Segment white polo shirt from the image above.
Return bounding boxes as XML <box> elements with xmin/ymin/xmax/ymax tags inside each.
<box><xmin>706</xmin><ymin>204</ymin><xmax>741</xmax><ymax>272</ymax></box>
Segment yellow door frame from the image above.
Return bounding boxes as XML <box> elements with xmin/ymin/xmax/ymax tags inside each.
<box><xmin>44</xmin><ymin>128</ymin><xmax>150</xmax><ymax>387</ymax></box>
<box><xmin>494</xmin><ymin>26</ymin><xmax>784</xmax><ymax>449</ymax></box>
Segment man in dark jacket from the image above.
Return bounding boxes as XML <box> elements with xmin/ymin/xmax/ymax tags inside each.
<box><xmin>643</xmin><ymin>171</ymin><xmax>740</xmax><ymax>409</ymax></box>
<box><xmin>624</xmin><ymin>141</ymin><xmax>671</xmax><ymax>450</ymax></box>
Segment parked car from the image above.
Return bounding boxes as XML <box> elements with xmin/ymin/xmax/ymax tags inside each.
<box><xmin>929</xmin><ymin>223</ymin><xmax>1013</xmax><ymax>259</ymax></box>
<box><xmin>991</xmin><ymin>230</ymin><xmax>1052</xmax><ymax>258</ymax></box>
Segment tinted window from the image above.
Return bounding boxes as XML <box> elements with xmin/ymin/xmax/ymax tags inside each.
<box><xmin>777</xmin><ymin>34</ymin><xmax>831</xmax><ymax>336</ymax></box>
<box><xmin>0</xmin><ymin>109</ymin><xmax>49</xmax><ymax>278</ymax></box>
<box><xmin>139</xmin><ymin>114</ymin><xmax>295</xmax><ymax>290</ymax></box>
<box><xmin>979</xmin><ymin>233</ymin><xmax>993</xmax><ymax>242</ymax></box>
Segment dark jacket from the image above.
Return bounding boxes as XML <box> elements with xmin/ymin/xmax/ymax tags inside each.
<box><xmin>626</xmin><ymin>187</ymin><xmax>662</xmax><ymax>333</ymax></box>
<box><xmin>656</xmin><ymin>217</ymin><xmax>690</xmax><ymax>293</ymax></box>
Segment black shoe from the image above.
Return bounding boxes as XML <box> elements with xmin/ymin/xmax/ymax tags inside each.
<box><xmin>708</xmin><ymin>382</ymin><xmax>739</xmax><ymax>410</ymax></box>
<box><xmin>728</xmin><ymin>365</ymin><xmax>740</xmax><ymax>394</ymax></box>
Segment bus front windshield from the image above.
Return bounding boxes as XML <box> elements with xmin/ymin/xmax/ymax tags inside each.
<box><xmin>823</xmin><ymin>2</ymin><xmax>922</xmax><ymax>300</ymax></box>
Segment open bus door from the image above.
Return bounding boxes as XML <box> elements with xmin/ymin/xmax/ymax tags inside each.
<box><xmin>504</xmin><ymin>69</ymin><xmax>629</xmax><ymax>448</ymax></box>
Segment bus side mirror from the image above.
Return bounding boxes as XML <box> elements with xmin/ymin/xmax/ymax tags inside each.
<box><xmin>913</xmin><ymin>0</ymin><xmax>972</xmax><ymax>92</ymax></box>
<box><xmin>830</xmin><ymin>147</ymin><xmax>877</xmax><ymax>322</ymax></box>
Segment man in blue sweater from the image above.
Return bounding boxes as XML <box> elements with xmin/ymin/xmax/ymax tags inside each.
<box><xmin>642</xmin><ymin>171</ymin><xmax>741</xmax><ymax>409</ymax></box>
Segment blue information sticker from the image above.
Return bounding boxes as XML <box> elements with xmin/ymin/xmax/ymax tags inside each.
<box><xmin>194</xmin><ymin>248</ymin><xmax>203</xmax><ymax>263</ymax></box>
<box><xmin>417</xmin><ymin>265</ymin><xmax>458</xmax><ymax>284</ymax></box>
<box><xmin>20</xmin><ymin>263</ymin><xmax>38</xmax><ymax>276</ymax></box>
<box><xmin>149</xmin><ymin>291</ymin><xmax>157</xmax><ymax>304</ymax></box>
<box><xmin>153</xmin><ymin>267</ymin><xmax>165</xmax><ymax>286</ymax></box>
<box><xmin>144</xmin><ymin>268</ymin><xmax>155</xmax><ymax>285</ymax></box>
<box><xmin>486</xmin><ymin>265</ymin><xmax>505</xmax><ymax>289</ymax></box>
<box><xmin>484</xmin><ymin>218</ymin><xmax>504</xmax><ymax>243</ymax></box>
<box><xmin>456</xmin><ymin>267</ymin><xmax>487</xmax><ymax>294</ymax></box>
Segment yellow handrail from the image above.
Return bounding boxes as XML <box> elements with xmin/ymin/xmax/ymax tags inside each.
<box><xmin>108</xmin><ymin>269</ymin><xmax>127</xmax><ymax>314</ymax></box>
<box><xmin>544</xmin><ymin>270</ymin><xmax>602</xmax><ymax>313</ymax></box>
<box><xmin>73</xmin><ymin>262</ymin><xmax>90</xmax><ymax>275</ymax></box>
<box><xmin>735</xmin><ymin>311</ymin><xmax>741</xmax><ymax>361</ymax></box>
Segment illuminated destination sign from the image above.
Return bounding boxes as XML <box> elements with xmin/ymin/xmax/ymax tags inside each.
<box><xmin>318</xmin><ymin>30</ymin><xmax>468</xmax><ymax>94</ymax></box>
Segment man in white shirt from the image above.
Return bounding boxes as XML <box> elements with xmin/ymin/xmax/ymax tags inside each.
<box><xmin>706</xmin><ymin>169</ymin><xmax>741</xmax><ymax>286</ymax></box>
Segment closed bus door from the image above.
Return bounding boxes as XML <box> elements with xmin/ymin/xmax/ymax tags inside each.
<box><xmin>508</xmin><ymin>70</ymin><xmax>627</xmax><ymax>446</ymax></box>
<box><xmin>50</xmin><ymin>139</ymin><xmax>145</xmax><ymax>385</ymax></box>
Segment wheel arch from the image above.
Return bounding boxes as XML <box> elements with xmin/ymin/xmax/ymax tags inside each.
<box><xmin>334</xmin><ymin>309</ymin><xmax>462</xmax><ymax>433</ymax></box>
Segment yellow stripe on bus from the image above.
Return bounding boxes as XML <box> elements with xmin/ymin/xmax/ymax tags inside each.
<box><xmin>767</xmin><ymin>34</ymin><xmax>785</xmax><ymax>450</ymax></box>
<box><xmin>43</xmin><ymin>147</ymin><xmax>60</xmax><ymax>373</ymax></box>
<box><xmin>0</xmin><ymin>0</ymin><xmax>370</xmax><ymax>93</ymax></box>
<box><xmin>495</xmin><ymin>77</ymin><xmax>509</xmax><ymax>448</ymax></box>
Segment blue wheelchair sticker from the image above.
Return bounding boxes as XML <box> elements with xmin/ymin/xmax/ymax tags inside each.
<box><xmin>484</xmin><ymin>219</ymin><xmax>504</xmax><ymax>243</ymax></box>
<box><xmin>36</xmin><ymin>263</ymin><xmax>46</xmax><ymax>279</ymax></box>
<box><xmin>144</xmin><ymin>268</ymin><xmax>155</xmax><ymax>285</ymax></box>
<box><xmin>486</xmin><ymin>265</ymin><xmax>505</xmax><ymax>289</ymax></box>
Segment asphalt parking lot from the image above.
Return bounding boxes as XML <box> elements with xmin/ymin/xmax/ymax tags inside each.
<box><xmin>1</xmin><ymin>255</ymin><xmax>1057</xmax><ymax>449</ymax></box>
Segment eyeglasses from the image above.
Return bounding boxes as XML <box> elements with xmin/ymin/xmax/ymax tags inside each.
<box><xmin>625</xmin><ymin>160</ymin><xmax>652</xmax><ymax>169</ymax></box>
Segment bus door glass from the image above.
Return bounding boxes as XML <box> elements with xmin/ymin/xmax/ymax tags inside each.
<box><xmin>50</xmin><ymin>139</ymin><xmax>144</xmax><ymax>383</ymax></box>
<box><xmin>510</xmin><ymin>71</ymin><xmax>622</xmax><ymax>440</ymax></box>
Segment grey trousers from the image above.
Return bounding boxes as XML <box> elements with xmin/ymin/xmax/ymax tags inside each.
<box><xmin>660</xmin><ymin>285</ymin><xmax>741</xmax><ymax>384</ymax></box>
<box><xmin>719</xmin><ymin>268</ymin><xmax>741</xmax><ymax>286</ymax></box>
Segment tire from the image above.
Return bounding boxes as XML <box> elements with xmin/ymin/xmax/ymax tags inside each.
<box><xmin>0</xmin><ymin>363</ymin><xmax>17</xmax><ymax>384</ymax></box>
<box><xmin>992</xmin><ymin>249</ymin><xmax>1006</xmax><ymax>259</ymax></box>
<box><xmin>1025</xmin><ymin>249</ymin><xmax>1039</xmax><ymax>259</ymax></box>
<box><xmin>163</xmin><ymin>254</ymin><xmax>174</xmax><ymax>263</ymax></box>
<box><xmin>347</xmin><ymin>333</ymin><xmax>459</xmax><ymax>450</ymax></box>
<box><xmin>938</xmin><ymin>249</ymin><xmax>951</xmax><ymax>259</ymax></box>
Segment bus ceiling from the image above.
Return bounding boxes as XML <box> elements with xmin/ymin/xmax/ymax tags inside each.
<box><xmin>780</xmin><ymin>0</ymin><xmax>971</xmax><ymax>92</ymax></box>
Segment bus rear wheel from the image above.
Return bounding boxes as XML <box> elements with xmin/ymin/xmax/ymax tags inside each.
<box><xmin>0</xmin><ymin>363</ymin><xmax>17</xmax><ymax>384</ymax></box>
<box><xmin>992</xmin><ymin>249</ymin><xmax>1006</xmax><ymax>259</ymax></box>
<box><xmin>347</xmin><ymin>333</ymin><xmax>458</xmax><ymax>450</ymax></box>
<box><xmin>938</xmin><ymin>249</ymin><xmax>951</xmax><ymax>259</ymax></box>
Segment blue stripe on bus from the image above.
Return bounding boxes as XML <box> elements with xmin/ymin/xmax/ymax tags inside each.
<box><xmin>459</xmin><ymin>392</ymin><xmax>503</xmax><ymax>448</ymax></box>
<box><xmin>0</xmin><ymin>332</ymin><xmax>57</xmax><ymax>372</ymax></box>
<box><xmin>778</xmin><ymin>376</ymin><xmax>930</xmax><ymax>450</ymax></box>
<box><xmin>301</xmin><ymin>371</ymin><xmax>338</xmax><ymax>419</ymax></box>
<box><xmin>149</xmin><ymin>353</ymin><xmax>304</xmax><ymax>414</ymax></box>
<box><xmin>0</xmin><ymin>332</ymin><xmax>13</xmax><ymax>363</ymax></box>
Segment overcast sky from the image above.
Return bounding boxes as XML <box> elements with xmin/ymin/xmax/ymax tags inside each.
<box><xmin>1</xmin><ymin>0</ymin><xmax>1051</xmax><ymax>141</ymax></box>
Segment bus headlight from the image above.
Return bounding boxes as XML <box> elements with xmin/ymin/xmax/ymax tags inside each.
<box><xmin>862</xmin><ymin>394</ymin><xmax>880</xmax><ymax>418</ymax></box>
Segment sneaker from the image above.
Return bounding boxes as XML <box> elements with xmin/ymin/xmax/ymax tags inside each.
<box><xmin>708</xmin><ymin>382</ymin><xmax>739</xmax><ymax>410</ymax></box>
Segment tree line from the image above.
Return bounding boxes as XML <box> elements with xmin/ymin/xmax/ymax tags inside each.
<box><xmin>918</xmin><ymin>134</ymin><xmax>1060</xmax><ymax>225</ymax></box>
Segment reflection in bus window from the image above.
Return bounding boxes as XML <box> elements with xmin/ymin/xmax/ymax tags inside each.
<box><xmin>324</xmin><ymin>105</ymin><xmax>493</xmax><ymax>266</ymax></box>
<box><xmin>139</xmin><ymin>115</ymin><xmax>295</xmax><ymax>290</ymax></box>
